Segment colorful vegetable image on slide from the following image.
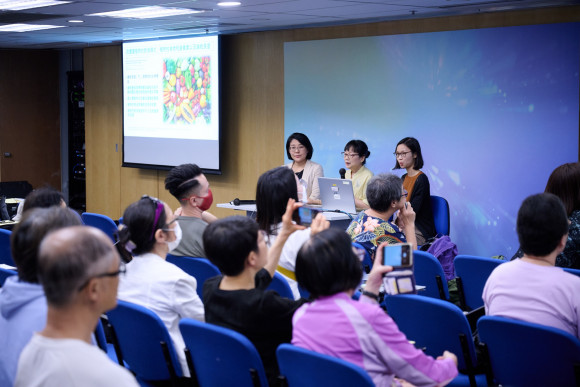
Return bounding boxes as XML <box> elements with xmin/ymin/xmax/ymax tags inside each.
<box><xmin>162</xmin><ymin>57</ymin><xmax>211</xmax><ymax>124</ymax></box>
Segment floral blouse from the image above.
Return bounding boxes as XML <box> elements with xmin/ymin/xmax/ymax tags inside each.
<box><xmin>346</xmin><ymin>212</ymin><xmax>407</xmax><ymax>261</ymax></box>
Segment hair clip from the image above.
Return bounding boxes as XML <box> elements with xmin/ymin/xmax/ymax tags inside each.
<box><xmin>125</xmin><ymin>240</ymin><xmax>136</xmax><ymax>253</ymax></box>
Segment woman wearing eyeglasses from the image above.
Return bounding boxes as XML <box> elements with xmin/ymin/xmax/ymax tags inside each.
<box><xmin>116</xmin><ymin>196</ymin><xmax>204</xmax><ymax>377</ymax></box>
<box><xmin>284</xmin><ymin>133</ymin><xmax>324</xmax><ymax>204</ymax></box>
<box><xmin>394</xmin><ymin>137</ymin><xmax>436</xmax><ymax>245</ymax></box>
<box><xmin>342</xmin><ymin>139</ymin><xmax>372</xmax><ymax>210</ymax></box>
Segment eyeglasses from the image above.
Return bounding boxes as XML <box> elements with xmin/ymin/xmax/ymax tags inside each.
<box><xmin>290</xmin><ymin>145</ymin><xmax>305</xmax><ymax>152</ymax></box>
<box><xmin>341</xmin><ymin>152</ymin><xmax>359</xmax><ymax>159</ymax></box>
<box><xmin>394</xmin><ymin>151</ymin><xmax>412</xmax><ymax>158</ymax></box>
<box><xmin>142</xmin><ymin>195</ymin><xmax>165</xmax><ymax>240</ymax></box>
<box><xmin>78</xmin><ymin>261</ymin><xmax>126</xmax><ymax>291</ymax></box>
<box><xmin>162</xmin><ymin>219</ymin><xmax>178</xmax><ymax>231</ymax></box>
<box><xmin>401</xmin><ymin>189</ymin><xmax>408</xmax><ymax>198</ymax></box>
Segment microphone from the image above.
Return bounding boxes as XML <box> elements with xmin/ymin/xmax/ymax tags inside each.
<box><xmin>339</xmin><ymin>168</ymin><xmax>346</xmax><ymax>179</ymax></box>
<box><xmin>230</xmin><ymin>198</ymin><xmax>256</xmax><ymax>206</ymax></box>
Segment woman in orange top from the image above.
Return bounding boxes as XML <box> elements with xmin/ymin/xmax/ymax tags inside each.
<box><xmin>393</xmin><ymin>137</ymin><xmax>436</xmax><ymax>245</ymax></box>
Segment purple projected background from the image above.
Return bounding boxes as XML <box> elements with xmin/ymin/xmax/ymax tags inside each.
<box><xmin>284</xmin><ymin>23</ymin><xmax>579</xmax><ymax>257</ymax></box>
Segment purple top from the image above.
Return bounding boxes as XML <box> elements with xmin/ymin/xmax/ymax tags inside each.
<box><xmin>292</xmin><ymin>293</ymin><xmax>458</xmax><ymax>387</ymax></box>
<box><xmin>483</xmin><ymin>259</ymin><xmax>580</xmax><ymax>338</ymax></box>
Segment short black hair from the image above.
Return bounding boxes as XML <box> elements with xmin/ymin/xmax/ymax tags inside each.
<box><xmin>344</xmin><ymin>140</ymin><xmax>370</xmax><ymax>165</ymax></box>
<box><xmin>11</xmin><ymin>207</ymin><xmax>82</xmax><ymax>283</ymax></box>
<box><xmin>116</xmin><ymin>196</ymin><xmax>168</xmax><ymax>260</ymax></box>
<box><xmin>517</xmin><ymin>193</ymin><xmax>569</xmax><ymax>257</ymax></box>
<box><xmin>256</xmin><ymin>167</ymin><xmax>299</xmax><ymax>234</ymax></box>
<box><xmin>393</xmin><ymin>137</ymin><xmax>424</xmax><ymax>170</ymax></box>
<box><xmin>296</xmin><ymin>228</ymin><xmax>362</xmax><ymax>299</ymax></box>
<box><xmin>164</xmin><ymin>163</ymin><xmax>204</xmax><ymax>201</ymax></box>
<box><xmin>286</xmin><ymin>132</ymin><xmax>313</xmax><ymax>160</ymax></box>
<box><xmin>203</xmin><ymin>216</ymin><xmax>259</xmax><ymax>276</ymax></box>
<box><xmin>22</xmin><ymin>187</ymin><xmax>64</xmax><ymax>213</ymax></box>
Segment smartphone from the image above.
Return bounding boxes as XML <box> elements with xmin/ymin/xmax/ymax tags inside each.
<box><xmin>383</xmin><ymin>243</ymin><xmax>413</xmax><ymax>269</ymax></box>
<box><xmin>298</xmin><ymin>206</ymin><xmax>319</xmax><ymax>226</ymax></box>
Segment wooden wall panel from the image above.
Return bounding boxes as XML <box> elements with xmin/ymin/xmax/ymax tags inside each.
<box><xmin>0</xmin><ymin>50</ymin><xmax>60</xmax><ymax>190</ymax></box>
<box><xmin>84</xmin><ymin>6</ymin><xmax>580</xmax><ymax>219</ymax></box>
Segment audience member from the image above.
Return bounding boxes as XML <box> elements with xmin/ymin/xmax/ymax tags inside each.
<box><xmin>14</xmin><ymin>226</ymin><xmax>138</xmax><ymax>386</ymax></box>
<box><xmin>393</xmin><ymin>137</ymin><xmax>436</xmax><ymax>245</ymax></box>
<box><xmin>292</xmin><ymin>228</ymin><xmax>458</xmax><ymax>386</ymax></box>
<box><xmin>484</xmin><ymin>193</ymin><xmax>580</xmax><ymax>338</ymax></box>
<box><xmin>256</xmin><ymin>166</ymin><xmax>329</xmax><ymax>299</ymax></box>
<box><xmin>284</xmin><ymin>132</ymin><xmax>324</xmax><ymax>203</ymax></box>
<box><xmin>0</xmin><ymin>207</ymin><xmax>81</xmax><ymax>386</ymax></box>
<box><xmin>342</xmin><ymin>139</ymin><xmax>372</xmax><ymax>209</ymax></box>
<box><xmin>203</xmin><ymin>199</ymin><xmax>323</xmax><ymax>384</ymax></box>
<box><xmin>116</xmin><ymin>195</ymin><xmax>204</xmax><ymax>376</ymax></box>
<box><xmin>511</xmin><ymin>162</ymin><xmax>580</xmax><ymax>269</ymax></box>
<box><xmin>21</xmin><ymin>186</ymin><xmax>66</xmax><ymax>213</ymax></box>
<box><xmin>346</xmin><ymin>173</ymin><xmax>417</xmax><ymax>260</ymax></box>
<box><xmin>164</xmin><ymin>163</ymin><xmax>216</xmax><ymax>257</ymax></box>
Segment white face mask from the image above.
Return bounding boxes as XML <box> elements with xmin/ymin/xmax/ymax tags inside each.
<box><xmin>165</xmin><ymin>222</ymin><xmax>182</xmax><ymax>252</ymax></box>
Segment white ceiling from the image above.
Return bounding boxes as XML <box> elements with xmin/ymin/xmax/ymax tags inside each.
<box><xmin>0</xmin><ymin>0</ymin><xmax>577</xmax><ymax>49</ymax></box>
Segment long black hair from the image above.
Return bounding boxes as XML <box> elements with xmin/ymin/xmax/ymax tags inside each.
<box><xmin>256</xmin><ymin>167</ymin><xmax>300</xmax><ymax>234</ymax></box>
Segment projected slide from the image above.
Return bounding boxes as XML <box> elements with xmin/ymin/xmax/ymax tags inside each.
<box><xmin>123</xmin><ymin>35</ymin><xmax>220</xmax><ymax>171</ymax></box>
<box><xmin>284</xmin><ymin>23</ymin><xmax>579</xmax><ymax>257</ymax></box>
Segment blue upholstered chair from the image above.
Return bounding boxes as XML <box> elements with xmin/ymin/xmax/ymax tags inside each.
<box><xmin>564</xmin><ymin>267</ymin><xmax>580</xmax><ymax>278</ymax></box>
<box><xmin>413</xmin><ymin>250</ymin><xmax>450</xmax><ymax>300</ymax></box>
<box><xmin>267</xmin><ymin>272</ymin><xmax>294</xmax><ymax>299</ymax></box>
<box><xmin>276</xmin><ymin>343</ymin><xmax>374</xmax><ymax>387</ymax></box>
<box><xmin>106</xmin><ymin>300</ymin><xmax>183</xmax><ymax>384</ymax></box>
<box><xmin>166</xmin><ymin>254</ymin><xmax>220</xmax><ymax>300</ymax></box>
<box><xmin>0</xmin><ymin>228</ymin><xmax>14</xmax><ymax>266</ymax></box>
<box><xmin>430</xmin><ymin>195</ymin><xmax>450</xmax><ymax>236</ymax></box>
<box><xmin>81</xmin><ymin>212</ymin><xmax>118</xmax><ymax>243</ymax></box>
<box><xmin>454</xmin><ymin>255</ymin><xmax>504</xmax><ymax>311</ymax></box>
<box><xmin>0</xmin><ymin>267</ymin><xmax>17</xmax><ymax>287</ymax></box>
<box><xmin>384</xmin><ymin>294</ymin><xmax>487</xmax><ymax>387</ymax></box>
<box><xmin>179</xmin><ymin>318</ymin><xmax>268</xmax><ymax>387</ymax></box>
<box><xmin>478</xmin><ymin>315</ymin><xmax>580</xmax><ymax>386</ymax></box>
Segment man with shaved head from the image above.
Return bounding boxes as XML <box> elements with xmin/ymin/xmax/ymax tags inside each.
<box><xmin>14</xmin><ymin>226</ymin><xmax>138</xmax><ymax>387</ymax></box>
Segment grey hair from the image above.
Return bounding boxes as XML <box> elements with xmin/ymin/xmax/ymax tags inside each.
<box><xmin>366</xmin><ymin>173</ymin><xmax>403</xmax><ymax>212</ymax></box>
<box><xmin>38</xmin><ymin>226</ymin><xmax>117</xmax><ymax>307</ymax></box>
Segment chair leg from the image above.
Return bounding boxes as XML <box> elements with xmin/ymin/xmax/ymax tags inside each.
<box><xmin>458</xmin><ymin>334</ymin><xmax>476</xmax><ymax>387</ymax></box>
<box><xmin>478</xmin><ymin>342</ymin><xmax>495</xmax><ymax>386</ymax></box>
<box><xmin>160</xmin><ymin>341</ymin><xmax>178</xmax><ymax>386</ymax></box>
<box><xmin>250</xmin><ymin>368</ymin><xmax>260</xmax><ymax>387</ymax></box>
<box><xmin>183</xmin><ymin>349</ymin><xmax>200</xmax><ymax>387</ymax></box>
<box><xmin>107</xmin><ymin>322</ymin><xmax>125</xmax><ymax>367</ymax></box>
<box><xmin>456</xmin><ymin>276</ymin><xmax>468</xmax><ymax>311</ymax></box>
<box><xmin>435</xmin><ymin>275</ymin><xmax>446</xmax><ymax>300</ymax></box>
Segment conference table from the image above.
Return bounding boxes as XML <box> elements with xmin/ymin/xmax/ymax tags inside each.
<box><xmin>216</xmin><ymin>203</ymin><xmax>354</xmax><ymax>229</ymax></box>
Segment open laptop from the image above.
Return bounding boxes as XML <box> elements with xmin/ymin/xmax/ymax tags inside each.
<box><xmin>317</xmin><ymin>177</ymin><xmax>357</xmax><ymax>214</ymax></box>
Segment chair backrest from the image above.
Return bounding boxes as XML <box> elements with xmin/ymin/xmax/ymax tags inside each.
<box><xmin>276</xmin><ymin>343</ymin><xmax>374</xmax><ymax>387</ymax></box>
<box><xmin>353</xmin><ymin>242</ymin><xmax>373</xmax><ymax>273</ymax></box>
<box><xmin>179</xmin><ymin>318</ymin><xmax>269</xmax><ymax>387</ymax></box>
<box><xmin>430</xmin><ymin>195</ymin><xmax>450</xmax><ymax>236</ymax></box>
<box><xmin>0</xmin><ymin>267</ymin><xmax>17</xmax><ymax>287</ymax></box>
<box><xmin>564</xmin><ymin>267</ymin><xmax>580</xmax><ymax>278</ymax></box>
<box><xmin>166</xmin><ymin>254</ymin><xmax>220</xmax><ymax>300</ymax></box>
<box><xmin>454</xmin><ymin>255</ymin><xmax>504</xmax><ymax>310</ymax></box>
<box><xmin>267</xmin><ymin>272</ymin><xmax>294</xmax><ymax>299</ymax></box>
<box><xmin>0</xmin><ymin>228</ymin><xmax>14</xmax><ymax>266</ymax></box>
<box><xmin>384</xmin><ymin>294</ymin><xmax>477</xmax><ymax>371</ymax></box>
<box><xmin>106</xmin><ymin>300</ymin><xmax>183</xmax><ymax>381</ymax></box>
<box><xmin>81</xmin><ymin>212</ymin><xmax>118</xmax><ymax>243</ymax></box>
<box><xmin>478</xmin><ymin>315</ymin><xmax>580</xmax><ymax>386</ymax></box>
<box><xmin>413</xmin><ymin>250</ymin><xmax>450</xmax><ymax>300</ymax></box>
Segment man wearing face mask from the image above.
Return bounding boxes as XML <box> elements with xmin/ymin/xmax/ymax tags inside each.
<box><xmin>165</xmin><ymin>164</ymin><xmax>215</xmax><ymax>258</ymax></box>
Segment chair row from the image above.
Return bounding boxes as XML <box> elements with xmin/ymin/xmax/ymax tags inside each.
<box><xmin>104</xmin><ymin>299</ymin><xmax>373</xmax><ymax>387</ymax></box>
<box><xmin>384</xmin><ymin>294</ymin><xmax>580</xmax><ymax>387</ymax></box>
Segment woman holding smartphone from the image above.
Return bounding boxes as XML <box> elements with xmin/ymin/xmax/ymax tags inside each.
<box><xmin>292</xmin><ymin>228</ymin><xmax>458</xmax><ymax>387</ymax></box>
<box><xmin>394</xmin><ymin>137</ymin><xmax>436</xmax><ymax>245</ymax></box>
